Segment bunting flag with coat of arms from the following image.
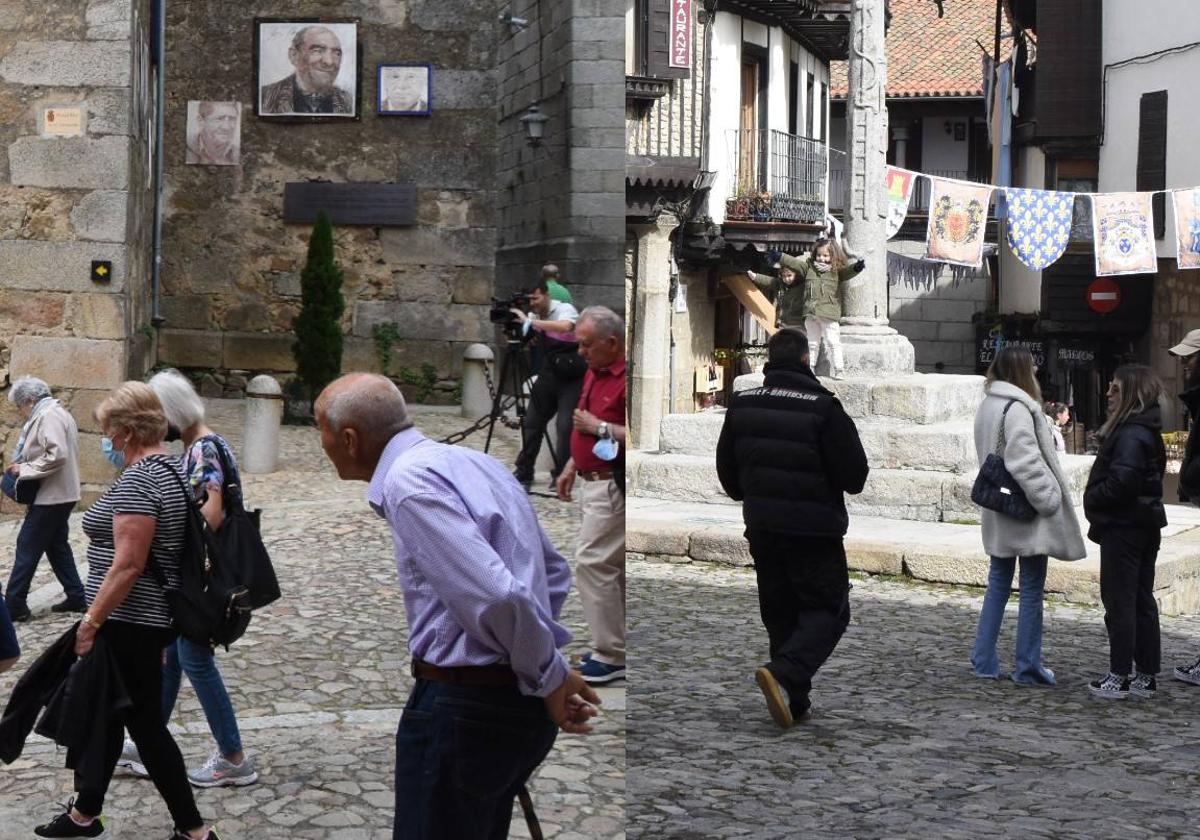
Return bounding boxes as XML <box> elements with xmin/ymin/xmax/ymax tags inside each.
<box><xmin>1004</xmin><ymin>187</ymin><xmax>1074</xmax><ymax>271</ymax></box>
<box><xmin>925</xmin><ymin>177</ymin><xmax>994</xmax><ymax>267</ymax></box>
<box><xmin>884</xmin><ymin>166</ymin><xmax>916</xmax><ymax>239</ymax></box>
<box><xmin>1172</xmin><ymin>188</ymin><xmax>1200</xmax><ymax>270</ymax></box>
<box><xmin>1090</xmin><ymin>192</ymin><xmax>1157</xmax><ymax>276</ymax></box>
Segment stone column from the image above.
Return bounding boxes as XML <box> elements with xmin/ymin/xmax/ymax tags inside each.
<box><xmin>629</xmin><ymin>218</ymin><xmax>674</xmax><ymax>451</ymax></box>
<box><xmin>838</xmin><ymin>0</ymin><xmax>914</xmax><ymax>376</ymax></box>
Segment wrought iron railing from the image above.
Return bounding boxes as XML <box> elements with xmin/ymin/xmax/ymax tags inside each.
<box><xmin>725</xmin><ymin>129</ymin><xmax>829</xmax><ymax>223</ymax></box>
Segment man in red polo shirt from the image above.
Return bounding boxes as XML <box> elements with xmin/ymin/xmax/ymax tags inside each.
<box><xmin>555</xmin><ymin>306</ymin><xmax>626</xmax><ymax>685</ymax></box>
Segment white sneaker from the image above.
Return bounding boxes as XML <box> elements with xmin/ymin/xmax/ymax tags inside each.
<box><xmin>188</xmin><ymin>751</ymin><xmax>259</xmax><ymax>788</ymax></box>
<box><xmin>115</xmin><ymin>739</ymin><xmax>148</xmax><ymax>778</ymax></box>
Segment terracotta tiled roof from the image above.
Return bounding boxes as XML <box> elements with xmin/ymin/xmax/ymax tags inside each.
<box><xmin>830</xmin><ymin>0</ymin><xmax>1013</xmax><ymax>99</ymax></box>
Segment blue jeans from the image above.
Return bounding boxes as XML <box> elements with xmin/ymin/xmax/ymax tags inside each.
<box><xmin>5</xmin><ymin>501</ymin><xmax>84</xmax><ymax>610</ymax></box>
<box><xmin>393</xmin><ymin>679</ymin><xmax>558</xmax><ymax>839</ymax></box>
<box><xmin>971</xmin><ymin>555</ymin><xmax>1056</xmax><ymax>684</ymax></box>
<box><xmin>161</xmin><ymin>637</ymin><xmax>243</xmax><ymax>757</ymax></box>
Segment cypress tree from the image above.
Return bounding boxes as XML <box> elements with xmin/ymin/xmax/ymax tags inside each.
<box><xmin>291</xmin><ymin>211</ymin><xmax>345</xmax><ymax>403</ymax></box>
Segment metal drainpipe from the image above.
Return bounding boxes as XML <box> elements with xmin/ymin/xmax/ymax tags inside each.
<box><xmin>150</xmin><ymin>0</ymin><xmax>166</xmax><ymax>326</ymax></box>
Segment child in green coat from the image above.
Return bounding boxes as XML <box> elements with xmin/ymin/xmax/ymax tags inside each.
<box><xmin>776</xmin><ymin>239</ymin><xmax>865</xmax><ymax>379</ymax></box>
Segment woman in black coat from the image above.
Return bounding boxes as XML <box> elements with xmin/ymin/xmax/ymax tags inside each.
<box><xmin>1083</xmin><ymin>365</ymin><xmax>1167</xmax><ymax>700</ymax></box>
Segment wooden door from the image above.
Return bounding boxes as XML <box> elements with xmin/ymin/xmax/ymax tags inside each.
<box><xmin>738</xmin><ymin>61</ymin><xmax>758</xmax><ymax>195</ymax></box>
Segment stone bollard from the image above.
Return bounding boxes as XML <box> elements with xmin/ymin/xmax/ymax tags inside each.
<box><xmin>243</xmin><ymin>375</ymin><xmax>283</xmax><ymax>474</ymax></box>
<box><xmin>461</xmin><ymin>343</ymin><xmax>495</xmax><ymax>419</ymax></box>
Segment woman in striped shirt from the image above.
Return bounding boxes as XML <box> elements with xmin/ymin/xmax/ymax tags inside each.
<box><xmin>34</xmin><ymin>382</ymin><xmax>220</xmax><ymax>840</ymax></box>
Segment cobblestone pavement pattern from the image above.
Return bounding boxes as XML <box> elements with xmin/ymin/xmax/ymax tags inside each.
<box><xmin>628</xmin><ymin>556</ymin><xmax>1200</xmax><ymax>839</ymax></box>
<box><xmin>0</xmin><ymin>402</ymin><xmax>625</xmax><ymax>839</ymax></box>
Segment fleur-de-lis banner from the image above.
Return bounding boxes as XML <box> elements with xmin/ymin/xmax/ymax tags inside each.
<box><xmin>1090</xmin><ymin>193</ymin><xmax>1157</xmax><ymax>276</ymax></box>
<box><xmin>925</xmin><ymin>177</ymin><xmax>994</xmax><ymax>267</ymax></box>
<box><xmin>1172</xmin><ymin>188</ymin><xmax>1200</xmax><ymax>270</ymax></box>
<box><xmin>884</xmin><ymin>166</ymin><xmax>916</xmax><ymax>240</ymax></box>
<box><xmin>1004</xmin><ymin>188</ymin><xmax>1074</xmax><ymax>271</ymax></box>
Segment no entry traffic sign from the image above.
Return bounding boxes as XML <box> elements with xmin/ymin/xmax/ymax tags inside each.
<box><xmin>1087</xmin><ymin>278</ymin><xmax>1121</xmax><ymax>314</ymax></box>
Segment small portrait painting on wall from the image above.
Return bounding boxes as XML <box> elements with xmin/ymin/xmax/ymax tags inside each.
<box><xmin>378</xmin><ymin>64</ymin><xmax>432</xmax><ymax>116</ymax></box>
<box><xmin>186</xmin><ymin>101</ymin><xmax>241</xmax><ymax>165</ymax></box>
<box><xmin>255</xmin><ymin>19</ymin><xmax>360</xmax><ymax>119</ymax></box>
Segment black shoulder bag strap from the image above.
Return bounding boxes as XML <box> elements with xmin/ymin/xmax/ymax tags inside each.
<box><xmin>138</xmin><ymin>456</ymin><xmax>197</xmax><ymax>591</ymax></box>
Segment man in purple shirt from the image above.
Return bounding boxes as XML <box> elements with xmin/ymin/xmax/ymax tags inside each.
<box><xmin>315</xmin><ymin>373</ymin><xmax>599</xmax><ymax>839</ymax></box>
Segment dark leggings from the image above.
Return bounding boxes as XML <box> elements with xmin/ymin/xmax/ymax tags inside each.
<box><xmin>74</xmin><ymin>620</ymin><xmax>203</xmax><ymax>831</ymax></box>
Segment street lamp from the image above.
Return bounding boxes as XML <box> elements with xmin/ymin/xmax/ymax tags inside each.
<box><xmin>519</xmin><ymin>103</ymin><xmax>549</xmax><ymax>147</ymax></box>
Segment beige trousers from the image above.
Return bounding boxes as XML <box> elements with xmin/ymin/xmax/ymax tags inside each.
<box><xmin>575</xmin><ymin>478</ymin><xmax>626</xmax><ymax>666</ymax></box>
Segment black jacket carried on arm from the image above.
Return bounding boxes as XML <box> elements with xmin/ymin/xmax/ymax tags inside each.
<box><xmin>1178</xmin><ymin>384</ymin><xmax>1200</xmax><ymax>503</ymax></box>
<box><xmin>0</xmin><ymin>623</ymin><xmax>130</xmax><ymax>766</ymax></box>
<box><xmin>716</xmin><ymin>362</ymin><xmax>869</xmax><ymax>537</ymax></box>
<box><xmin>1083</xmin><ymin>406</ymin><xmax>1167</xmax><ymax>542</ymax></box>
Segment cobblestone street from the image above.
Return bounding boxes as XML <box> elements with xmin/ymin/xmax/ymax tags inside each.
<box><xmin>628</xmin><ymin>556</ymin><xmax>1200</xmax><ymax>839</ymax></box>
<box><xmin>0</xmin><ymin>403</ymin><xmax>625</xmax><ymax>839</ymax></box>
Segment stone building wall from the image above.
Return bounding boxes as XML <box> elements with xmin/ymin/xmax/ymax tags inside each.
<box><xmin>495</xmin><ymin>0</ymin><xmax>624</xmax><ymax>311</ymax></box>
<box><xmin>1147</xmin><ymin>260</ymin><xmax>1200</xmax><ymax>432</ymax></box>
<box><xmin>887</xmin><ymin>238</ymin><xmax>988</xmax><ymax>375</ymax></box>
<box><xmin>157</xmin><ymin>0</ymin><xmax>499</xmax><ymax>396</ymax></box>
<box><xmin>0</xmin><ymin>0</ymin><xmax>156</xmax><ymax>501</ymax></box>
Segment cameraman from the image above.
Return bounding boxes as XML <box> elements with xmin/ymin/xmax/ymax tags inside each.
<box><xmin>511</xmin><ymin>280</ymin><xmax>586</xmax><ymax>491</ymax></box>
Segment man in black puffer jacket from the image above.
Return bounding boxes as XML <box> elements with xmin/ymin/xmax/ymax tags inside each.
<box><xmin>716</xmin><ymin>327</ymin><xmax>868</xmax><ymax>728</ymax></box>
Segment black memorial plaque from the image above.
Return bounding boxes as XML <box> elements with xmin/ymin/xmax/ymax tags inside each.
<box><xmin>283</xmin><ymin>182</ymin><xmax>416</xmax><ymax>226</ymax></box>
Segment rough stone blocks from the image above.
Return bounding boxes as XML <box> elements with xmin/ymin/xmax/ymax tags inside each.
<box><xmin>0</xmin><ymin>240</ymin><xmax>127</xmax><ymax>292</ymax></box>
<box><xmin>10</xmin><ymin>336</ymin><xmax>125</xmax><ymax>390</ymax></box>
<box><xmin>0</xmin><ymin>41</ymin><xmax>132</xmax><ymax>87</ymax></box>
<box><xmin>157</xmin><ymin>330</ymin><xmax>222</xmax><ymax>369</ymax></box>
<box><xmin>71</xmin><ymin>191</ymin><xmax>128</xmax><ymax>242</ymax></box>
<box><xmin>222</xmin><ymin>333</ymin><xmax>296</xmax><ymax>372</ymax></box>
<box><xmin>71</xmin><ymin>293</ymin><xmax>126</xmax><ymax>340</ymax></box>
<box><xmin>9</xmin><ymin>136</ymin><xmax>130</xmax><ymax>190</ymax></box>
<box><xmin>354</xmin><ymin>301</ymin><xmax>491</xmax><ymax>344</ymax></box>
<box><xmin>658</xmin><ymin>411</ymin><xmax>726</xmax><ymax>456</ymax></box>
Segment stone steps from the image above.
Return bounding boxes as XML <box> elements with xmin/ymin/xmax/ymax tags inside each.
<box><xmin>660</xmin><ymin>411</ymin><xmax>978</xmax><ymax>472</ymax></box>
<box><xmin>626</xmin><ymin>497</ymin><xmax>1200</xmax><ymax>615</ymax></box>
<box><xmin>628</xmin><ymin>451</ymin><xmax>1093</xmax><ymax>523</ymax></box>
<box><xmin>731</xmin><ymin>371</ymin><xmax>986</xmax><ymax>425</ymax></box>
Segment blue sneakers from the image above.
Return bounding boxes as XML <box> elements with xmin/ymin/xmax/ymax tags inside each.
<box><xmin>577</xmin><ymin>657</ymin><xmax>625</xmax><ymax>685</ymax></box>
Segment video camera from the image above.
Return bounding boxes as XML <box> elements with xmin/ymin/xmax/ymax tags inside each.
<box><xmin>489</xmin><ymin>291</ymin><xmax>532</xmax><ymax>335</ymax></box>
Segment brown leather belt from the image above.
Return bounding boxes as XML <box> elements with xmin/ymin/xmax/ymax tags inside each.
<box><xmin>411</xmin><ymin>658</ymin><xmax>517</xmax><ymax>686</ymax></box>
<box><xmin>578</xmin><ymin>470</ymin><xmax>614</xmax><ymax>481</ymax></box>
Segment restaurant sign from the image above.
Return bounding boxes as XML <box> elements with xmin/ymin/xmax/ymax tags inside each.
<box><xmin>670</xmin><ymin>0</ymin><xmax>692</xmax><ymax>69</ymax></box>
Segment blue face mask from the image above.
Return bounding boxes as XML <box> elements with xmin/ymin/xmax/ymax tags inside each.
<box><xmin>592</xmin><ymin>437</ymin><xmax>619</xmax><ymax>462</ymax></box>
<box><xmin>101</xmin><ymin>436</ymin><xmax>125</xmax><ymax>469</ymax></box>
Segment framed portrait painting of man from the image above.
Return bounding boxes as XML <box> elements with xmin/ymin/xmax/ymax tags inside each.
<box><xmin>377</xmin><ymin>64</ymin><xmax>432</xmax><ymax>116</ymax></box>
<box><xmin>255</xmin><ymin>18</ymin><xmax>360</xmax><ymax>120</ymax></box>
<box><xmin>186</xmin><ymin>101</ymin><xmax>241</xmax><ymax>165</ymax></box>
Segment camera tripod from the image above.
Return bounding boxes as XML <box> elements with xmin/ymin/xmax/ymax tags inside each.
<box><xmin>483</xmin><ymin>334</ymin><xmax>558</xmax><ymax>473</ymax></box>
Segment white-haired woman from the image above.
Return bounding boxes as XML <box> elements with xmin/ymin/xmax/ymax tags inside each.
<box><xmin>116</xmin><ymin>370</ymin><xmax>257</xmax><ymax>789</ymax></box>
<box><xmin>4</xmin><ymin>376</ymin><xmax>86</xmax><ymax>622</ymax></box>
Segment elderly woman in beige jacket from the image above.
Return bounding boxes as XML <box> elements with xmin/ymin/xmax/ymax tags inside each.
<box><xmin>970</xmin><ymin>347</ymin><xmax>1086</xmax><ymax>685</ymax></box>
<box><xmin>4</xmin><ymin>376</ymin><xmax>85</xmax><ymax>621</ymax></box>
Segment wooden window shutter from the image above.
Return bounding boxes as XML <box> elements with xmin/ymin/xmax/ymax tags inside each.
<box><xmin>647</xmin><ymin>0</ymin><xmax>690</xmax><ymax>79</ymax></box>
<box><xmin>1137</xmin><ymin>90</ymin><xmax>1167</xmax><ymax>239</ymax></box>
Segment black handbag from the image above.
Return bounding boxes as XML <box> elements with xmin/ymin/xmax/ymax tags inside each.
<box><xmin>205</xmin><ymin>438</ymin><xmax>281</xmax><ymax>609</ymax></box>
<box><xmin>970</xmin><ymin>400</ymin><xmax>1038</xmax><ymax>522</ymax></box>
<box><xmin>1</xmin><ymin>470</ymin><xmax>39</xmax><ymax>505</ymax></box>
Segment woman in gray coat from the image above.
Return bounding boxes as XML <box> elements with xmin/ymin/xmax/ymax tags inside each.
<box><xmin>3</xmin><ymin>376</ymin><xmax>86</xmax><ymax>621</ymax></box>
<box><xmin>970</xmin><ymin>347</ymin><xmax>1086</xmax><ymax>684</ymax></box>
